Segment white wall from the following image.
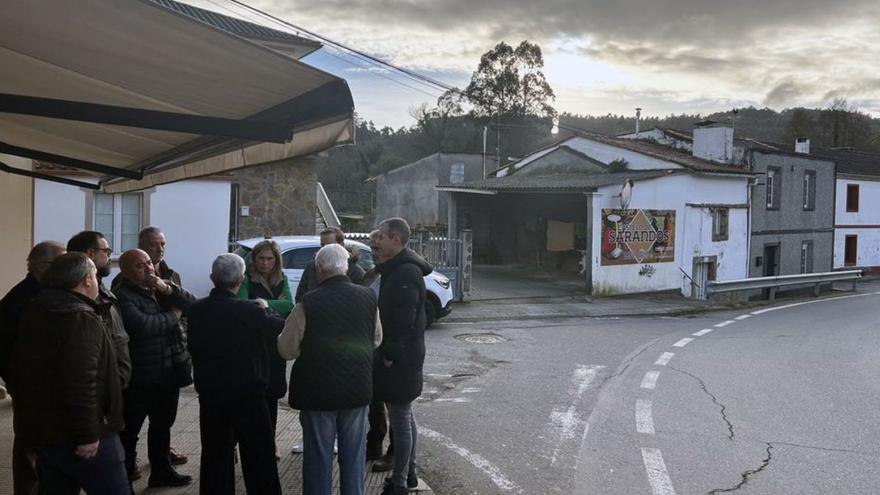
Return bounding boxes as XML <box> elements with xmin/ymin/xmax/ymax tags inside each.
<box><xmin>33</xmin><ymin>177</ymin><xmax>94</xmax><ymax>245</ymax></box>
<box><xmin>834</xmin><ymin>178</ymin><xmax>880</xmax><ymax>268</ymax></box>
<box><xmin>591</xmin><ymin>174</ymin><xmax>750</xmax><ymax>295</ymax></box>
<box><xmin>149</xmin><ymin>180</ymin><xmax>230</xmax><ymax>296</ymax></box>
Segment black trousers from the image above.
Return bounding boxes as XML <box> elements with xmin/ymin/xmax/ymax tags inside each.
<box><xmin>367</xmin><ymin>398</ymin><xmax>389</xmax><ymax>456</ymax></box>
<box><xmin>199</xmin><ymin>395</ymin><xmax>280</xmax><ymax>495</ymax></box>
<box><xmin>119</xmin><ymin>383</ymin><xmax>180</xmax><ymax>478</ymax></box>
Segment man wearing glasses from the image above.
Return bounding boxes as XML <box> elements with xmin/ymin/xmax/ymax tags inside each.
<box><xmin>67</xmin><ymin>231</ymin><xmax>132</xmax><ymax>390</ymax></box>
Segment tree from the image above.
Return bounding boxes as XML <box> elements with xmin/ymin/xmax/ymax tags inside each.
<box><xmin>782</xmin><ymin>108</ymin><xmax>816</xmax><ymax>145</ymax></box>
<box><xmin>461</xmin><ymin>41</ymin><xmax>556</xmax><ymax>119</ymax></box>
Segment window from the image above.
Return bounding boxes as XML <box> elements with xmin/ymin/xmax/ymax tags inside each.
<box><xmin>282</xmin><ymin>247</ymin><xmax>319</xmax><ymax>269</ymax></box>
<box><xmin>803</xmin><ymin>170</ymin><xmax>816</xmax><ymax>210</ymax></box>
<box><xmin>846</xmin><ymin>184</ymin><xmax>860</xmax><ymax>212</ymax></box>
<box><xmin>766</xmin><ymin>167</ymin><xmax>780</xmax><ymax>209</ymax></box>
<box><xmin>711</xmin><ymin>208</ymin><xmax>729</xmax><ymax>241</ymax></box>
<box><xmin>94</xmin><ymin>193</ymin><xmax>142</xmax><ymax>253</ymax></box>
<box><xmin>844</xmin><ymin>235</ymin><xmax>858</xmax><ymax>266</ymax></box>
<box><xmin>800</xmin><ymin>241</ymin><xmax>814</xmax><ymax>274</ymax></box>
<box><xmin>449</xmin><ymin>162</ymin><xmax>465</xmax><ymax>184</ymax></box>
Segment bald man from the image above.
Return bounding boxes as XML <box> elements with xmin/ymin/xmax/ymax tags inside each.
<box><xmin>114</xmin><ymin>249</ymin><xmax>195</xmax><ymax>488</ymax></box>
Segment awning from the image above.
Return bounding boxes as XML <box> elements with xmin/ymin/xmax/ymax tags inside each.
<box><xmin>0</xmin><ymin>0</ymin><xmax>354</xmax><ymax>193</ymax></box>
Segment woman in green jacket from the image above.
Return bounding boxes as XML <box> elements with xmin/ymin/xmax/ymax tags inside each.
<box><xmin>236</xmin><ymin>239</ymin><xmax>292</xmax><ymax>451</ymax></box>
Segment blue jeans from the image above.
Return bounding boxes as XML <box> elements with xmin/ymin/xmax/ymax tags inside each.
<box><xmin>299</xmin><ymin>407</ymin><xmax>368</xmax><ymax>495</ymax></box>
<box><xmin>36</xmin><ymin>434</ymin><xmax>129</xmax><ymax>495</ymax></box>
<box><xmin>387</xmin><ymin>401</ymin><xmax>417</xmax><ymax>488</ymax></box>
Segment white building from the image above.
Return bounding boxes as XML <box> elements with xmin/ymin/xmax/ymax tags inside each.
<box><xmin>824</xmin><ymin>150</ymin><xmax>880</xmax><ymax>271</ymax></box>
<box><xmin>442</xmin><ymin>132</ymin><xmax>753</xmax><ymax>297</ymax></box>
<box><xmin>33</xmin><ymin>170</ymin><xmax>231</xmax><ymax>296</ymax></box>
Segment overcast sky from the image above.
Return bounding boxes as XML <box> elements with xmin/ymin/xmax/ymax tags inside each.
<box><xmin>194</xmin><ymin>0</ymin><xmax>880</xmax><ymax>127</ymax></box>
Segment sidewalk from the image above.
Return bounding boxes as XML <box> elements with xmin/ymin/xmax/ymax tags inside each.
<box><xmin>0</xmin><ymin>389</ymin><xmax>433</xmax><ymax>495</ymax></box>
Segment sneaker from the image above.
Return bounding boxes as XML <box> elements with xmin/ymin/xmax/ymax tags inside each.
<box><xmin>383</xmin><ymin>472</ymin><xmax>419</xmax><ymax>491</ymax></box>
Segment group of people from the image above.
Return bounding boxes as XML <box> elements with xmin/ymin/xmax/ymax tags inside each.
<box><xmin>0</xmin><ymin>217</ymin><xmax>431</xmax><ymax>495</ymax></box>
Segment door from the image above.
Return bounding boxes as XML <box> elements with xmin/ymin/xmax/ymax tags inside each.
<box><xmin>763</xmin><ymin>245</ymin><xmax>779</xmax><ymax>277</ymax></box>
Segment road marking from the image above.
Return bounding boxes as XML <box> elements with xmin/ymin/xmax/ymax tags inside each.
<box><xmin>641</xmin><ymin>371</ymin><xmax>660</xmax><ymax>389</ymax></box>
<box><xmin>636</xmin><ymin>399</ymin><xmax>655</xmax><ymax>434</ymax></box>
<box><xmin>426</xmin><ymin>373</ymin><xmax>453</xmax><ymax>378</ymax></box>
<box><xmin>655</xmin><ymin>352</ymin><xmax>675</xmax><ymax>366</ymax></box>
<box><xmin>672</xmin><ymin>338</ymin><xmax>693</xmax><ymax>347</ymax></box>
<box><xmin>460</xmin><ymin>387</ymin><xmax>480</xmax><ymax>393</ymax></box>
<box><xmin>420</xmin><ymin>427</ymin><xmax>521</xmax><ymax>493</ymax></box>
<box><xmin>751</xmin><ymin>292</ymin><xmax>878</xmax><ymax>316</ymax></box>
<box><xmin>434</xmin><ymin>397</ymin><xmax>472</xmax><ymax>403</ymax></box>
<box><xmin>642</xmin><ymin>448</ymin><xmax>676</xmax><ymax>495</ymax></box>
<box><xmin>692</xmin><ymin>328</ymin><xmax>713</xmax><ymax>337</ymax></box>
<box><xmin>547</xmin><ymin>365</ymin><xmax>605</xmax><ymax>466</ymax></box>
<box><xmin>714</xmin><ymin>320</ymin><xmax>736</xmax><ymax>328</ymax></box>
<box><xmin>735</xmin><ymin>314</ymin><xmax>752</xmax><ymax>320</ymax></box>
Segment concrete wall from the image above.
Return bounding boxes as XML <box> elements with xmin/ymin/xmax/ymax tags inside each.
<box><xmin>34</xmin><ymin>176</ymin><xmax>230</xmax><ymax>297</ymax></box>
<box><xmin>592</xmin><ymin>174</ymin><xmax>750</xmax><ymax>295</ymax></box>
<box><xmin>0</xmin><ymin>155</ymin><xmax>33</xmax><ymax>294</ymax></box>
<box><xmin>234</xmin><ymin>156</ymin><xmax>318</xmax><ymax>238</ymax></box>
<box><xmin>748</xmin><ymin>151</ymin><xmax>835</xmax><ymax>277</ymax></box>
<box><xmin>376</xmin><ymin>153</ymin><xmax>486</xmax><ymax>229</ymax></box>
<box><xmin>834</xmin><ymin>178</ymin><xmax>880</xmax><ymax>268</ymax></box>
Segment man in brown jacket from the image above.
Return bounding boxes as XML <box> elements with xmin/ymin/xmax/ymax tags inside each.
<box><xmin>10</xmin><ymin>252</ymin><xmax>129</xmax><ymax>494</ymax></box>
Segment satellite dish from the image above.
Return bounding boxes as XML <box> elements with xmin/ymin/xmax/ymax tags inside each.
<box><xmin>620</xmin><ymin>179</ymin><xmax>634</xmax><ymax>210</ymax></box>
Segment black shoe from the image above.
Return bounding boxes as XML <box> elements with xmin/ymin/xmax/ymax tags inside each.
<box><xmin>367</xmin><ymin>445</ymin><xmax>385</xmax><ymax>461</ymax></box>
<box><xmin>371</xmin><ymin>454</ymin><xmax>394</xmax><ymax>472</ymax></box>
<box><xmin>408</xmin><ymin>469</ymin><xmax>419</xmax><ymax>489</ymax></box>
<box><xmin>147</xmin><ymin>469</ymin><xmax>192</xmax><ymax>487</ymax></box>
<box><xmin>380</xmin><ymin>480</ymin><xmax>407</xmax><ymax>495</ymax></box>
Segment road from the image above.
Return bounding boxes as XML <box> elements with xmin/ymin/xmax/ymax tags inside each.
<box><xmin>414</xmin><ymin>289</ymin><xmax>880</xmax><ymax>494</ymax></box>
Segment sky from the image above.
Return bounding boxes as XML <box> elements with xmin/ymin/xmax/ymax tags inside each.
<box><xmin>192</xmin><ymin>0</ymin><xmax>880</xmax><ymax>128</ymax></box>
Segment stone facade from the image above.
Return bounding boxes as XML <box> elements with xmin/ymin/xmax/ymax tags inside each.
<box><xmin>234</xmin><ymin>156</ymin><xmax>319</xmax><ymax>239</ymax></box>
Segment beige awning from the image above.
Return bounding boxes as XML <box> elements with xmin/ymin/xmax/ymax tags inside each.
<box><xmin>0</xmin><ymin>0</ymin><xmax>354</xmax><ymax>192</ymax></box>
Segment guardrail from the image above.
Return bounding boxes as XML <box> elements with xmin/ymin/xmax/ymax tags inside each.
<box><xmin>706</xmin><ymin>270</ymin><xmax>862</xmax><ymax>300</ymax></box>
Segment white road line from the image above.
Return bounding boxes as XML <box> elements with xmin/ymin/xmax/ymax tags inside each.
<box><xmin>547</xmin><ymin>365</ymin><xmax>605</xmax><ymax>465</ymax></box>
<box><xmin>635</xmin><ymin>399</ymin><xmax>655</xmax><ymax>434</ymax></box>
<box><xmin>672</xmin><ymin>338</ymin><xmax>693</xmax><ymax>347</ymax></box>
<box><xmin>692</xmin><ymin>328</ymin><xmax>713</xmax><ymax>337</ymax></box>
<box><xmin>460</xmin><ymin>387</ymin><xmax>480</xmax><ymax>394</ymax></box>
<box><xmin>434</xmin><ymin>397</ymin><xmax>472</xmax><ymax>403</ymax></box>
<box><xmin>641</xmin><ymin>371</ymin><xmax>660</xmax><ymax>390</ymax></box>
<box><xmin>655</xmin><ymin>352</ymin><xmax>675</xmax><ymax>366</ymax></box>
<box><xmin>641</xmin><ymin>448</ymin><xmax>676</xmax><ymax>495</ymax></box>
<box><xmin>714</xmin><ymin>320</ymin><xmax>736</xmax><ymax>328</ymax></box>
<box><xmin>420</xmin><ymin>427</ymin><xmax>521</xmax><ymax>493</ymax></box>
<box><xmin>751</xmin><ymin>292</ymin><xmax>878</xmax><ymax>316</ymax></box>
<box><xmin>734</xmin><ymin>314</ymin><xmax>752</xmax><ymax>320</ymax></box>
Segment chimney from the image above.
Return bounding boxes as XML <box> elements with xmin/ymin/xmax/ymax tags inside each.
<box><xmin>692</xmin><ymin>120</ymin><xmax>734</xmax><ymax>164</ymax></box>
<box><xmin>635</xmin><ymin>107</ymin><xmax>642</xmax><ymax>134</ymax></box>
<box><xmin>795</xmin><ymin>137</ymin><xmax>810</xmax><ymax>154</ymax></box>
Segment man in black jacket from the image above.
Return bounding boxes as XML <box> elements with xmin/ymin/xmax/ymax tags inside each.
<box><xmin>67</xmin><ymin>231</ymin><xmax>131</xmax><ymax>390</ymax></box>
<box><xmin>1</xmin><ymin>241</ymin><xmax>65</xmax><ymax>495</ymax></box>
<box><xmin>187</xmin><ymin>253</ymin><xmax>284</xmax><ymax>495</ymax></box>
<box><xmin>279</xmin><ymin>243</ymin><xmax>382</xmax><ymax>495</ymax></box>
<box><xmin>295</xmin><ymin>227</ymin><xmax>365</xmax><ymax>303</ymax></box>
<box><xmin>373</xmin><ymin>218</ymin><xmax>431</xmax><ymax>495</ymax></box>
<box><xmin>114</xmin><ymin>249</ymin><xmax>195</xmax><ymax>488</ymax></box>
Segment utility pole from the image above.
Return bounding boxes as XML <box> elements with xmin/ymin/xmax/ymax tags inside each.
<box><xmin>482</xmin><ymin>125</ymin><xmax>488</xmax><ymax>178</ymax></box>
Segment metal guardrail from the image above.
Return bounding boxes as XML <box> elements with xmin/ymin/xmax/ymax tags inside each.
<box><xmin>706</xmin><ymin>270</ymin><xmax>862</xmax><ymax>300</ymax></box>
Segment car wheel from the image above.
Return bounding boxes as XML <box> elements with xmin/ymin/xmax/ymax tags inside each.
<box><xmin>425</xmin><ymin>299</ymin><xmax>437</xmax><ymax>328</ymax></box>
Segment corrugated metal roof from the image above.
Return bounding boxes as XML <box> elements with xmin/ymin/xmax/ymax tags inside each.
<box><xmin>439</xmin><ymin>170</ymin><xmax>677</xmax><ymax>193</ymax></box>
<box><xmin>151</xmin><ymin>0</ymin><xmax>321</xmax><ymax>48</ymax></box>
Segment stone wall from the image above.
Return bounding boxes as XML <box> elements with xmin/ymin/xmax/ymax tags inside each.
<box><xmin>234</xmin><ymin>156</ymin><xmax>319</xmax><ymax>239</ymax></box>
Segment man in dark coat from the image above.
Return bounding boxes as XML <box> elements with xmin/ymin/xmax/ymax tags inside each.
<box><xmin>295</xmin><ymin>227</ymin><xmax>365</xmax><ymax>303</ymax></box>
<box><xmin>10</xmin><ymin>252</ymin><xmax>129</xmax><ymax>494</ymax></box>
<box><xmin>373</xmin><ymin>218</ymin><xmax>431</xmax><ymax>495</ymax></box>
<box><xmin>0</xmin><ymin>240</ymin><xmax>65</xmax><ymax>495</ymax></box>
<box><xmin>187</xmin><ymin>253</ymin><xmax>284</xmax><ymax>495</ymax></box>
<box><xmin>67</xmin><ymin>231</ymin><xmax>131</xmax><ymax>389</ymax></box>
<box><xmin>279</xmin><ymin>243</ymin><xmax>382</xmax><ymax>495</ymax></box>
<box><xmin>114</xmin><ymin>249</ymin><xmax>195</xmax><ymax>488</ymax></box>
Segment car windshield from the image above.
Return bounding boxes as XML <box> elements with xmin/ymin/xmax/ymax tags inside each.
<box><xmin>233</xmin><ymin>245</ymin><xmax>252</xmax><ymax>264</ymax></box>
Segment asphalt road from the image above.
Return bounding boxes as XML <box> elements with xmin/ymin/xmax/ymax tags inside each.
<box><xmin>415</xmin><ymin>289</ymin><xmax>880</xmax><ymax>494</ymax></box>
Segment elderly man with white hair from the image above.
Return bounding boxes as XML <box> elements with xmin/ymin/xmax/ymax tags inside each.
<box><xmin>186</xmin><ymin>253</ymin><xmax>284</xmax><ymax>495</ymax></box>
<box><xmin>278</xmin><ymin>244</ymin><xmax>382</xmax><ymax>495</ymax></box>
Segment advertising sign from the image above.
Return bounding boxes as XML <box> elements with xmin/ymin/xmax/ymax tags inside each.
<box><xmin>601</xmin><ymin>209</ymin><xmax>675</xmax><ymax>265</ymax></box>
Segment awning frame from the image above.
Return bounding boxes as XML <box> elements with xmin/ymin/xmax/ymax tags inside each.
<box><xmin>0</xmin><ymin>141</ymin><xmax>143</xmax><ymax>179</ymax></box>
<box><xmin>0</xmin><ymin>160</ymin><xmax>100</xmax><ymax>189</ymax></box>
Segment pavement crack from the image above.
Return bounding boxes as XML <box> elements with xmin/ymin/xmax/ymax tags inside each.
<box><xmin>669</xmin><ymin>366</ymin><xmax>734</xmax><ymax>440</ymax></box>
<box><xmin>707</xmin><ymin>443</ymin><xmax>773</xmax><ymax>494</ymax></box>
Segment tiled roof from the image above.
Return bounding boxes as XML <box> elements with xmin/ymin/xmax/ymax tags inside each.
<box><xmin>440</xmin><ymin>170</ymin><xmax>678</xmax><ymax>193</ymax></box>
<box><xmin>798</xmin><ymin>147</ymin><xmax>880</xmax><ymax>177</ymax></box>
<box><xmin>150</xmin><ymin>0</ymin><xmax>321</xmax><ymax>48</ymax></box>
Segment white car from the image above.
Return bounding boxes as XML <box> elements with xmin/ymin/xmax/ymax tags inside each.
<box><xmin>233</xmin><ymin>236</ymin><xmax>453</xmax><ymax>327</ymax></box>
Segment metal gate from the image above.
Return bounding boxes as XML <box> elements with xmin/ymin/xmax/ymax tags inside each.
<box><xmin>407</xmin><ymin>230</ymin><xmax>471</xmax><ymax>301</ymax></box>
